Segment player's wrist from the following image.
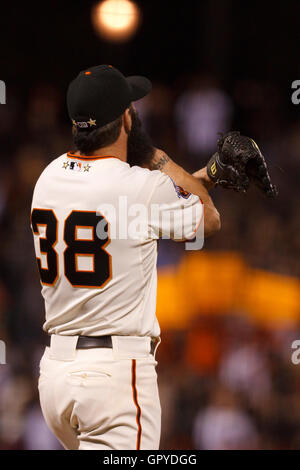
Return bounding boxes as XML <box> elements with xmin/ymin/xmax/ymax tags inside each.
<box><xmin>193</xmin><ymin>167</ymin><xmax>216</xmax><ymax>189</ymax></box>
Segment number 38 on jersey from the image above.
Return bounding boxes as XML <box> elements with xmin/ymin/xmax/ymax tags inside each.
<box><xmin>31</xmin><ymin>209</ymin><xmax>111</xmax><ymax>289</ymax></box>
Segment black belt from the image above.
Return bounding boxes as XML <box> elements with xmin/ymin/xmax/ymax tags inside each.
<box><xmin>47</xmin><ymin>335</ymin><xmax>156</xmax><ymax>355</ymax></box>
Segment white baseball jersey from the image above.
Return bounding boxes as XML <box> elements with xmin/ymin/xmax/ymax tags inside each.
<box><xmin>31</xmin><ymin>152</ymin><xmax>203</xmax><ymax>338</ymax></box>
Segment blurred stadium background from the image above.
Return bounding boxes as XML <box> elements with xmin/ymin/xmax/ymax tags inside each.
<box><xmin>0</xmin><ymin>0</ymin><xmax>300</xmax><ymax>450</ymax></box>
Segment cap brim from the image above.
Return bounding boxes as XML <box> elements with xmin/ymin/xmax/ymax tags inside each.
<box><xmin>126</xmin><ymin>75</ymin><xmax>152</xmax><ymax>102</ymax></box>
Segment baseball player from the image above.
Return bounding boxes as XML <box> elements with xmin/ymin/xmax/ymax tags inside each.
<box><xmin>31</xmin><ymin>65</ymin><xmax>275</xmax><ymax>450</ymax></box>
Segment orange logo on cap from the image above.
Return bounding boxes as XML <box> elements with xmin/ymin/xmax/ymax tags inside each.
<box><xmin>85</xmin><ymin>71</ymin><xmax>91</xmax><ymax>75</ymax></box>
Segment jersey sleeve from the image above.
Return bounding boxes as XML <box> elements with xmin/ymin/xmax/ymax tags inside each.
<box><xmin>147</xmin><ymin>171</ymin><xmax>203</xmax><ymax>241</ymax></box>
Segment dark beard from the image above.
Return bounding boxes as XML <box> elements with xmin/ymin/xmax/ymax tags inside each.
<box><xmin>126</xmin><ymin>108</ymin><xmax>154</xmax><ymax>168</ymax></box>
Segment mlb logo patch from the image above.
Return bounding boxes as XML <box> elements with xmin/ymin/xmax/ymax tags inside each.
<box><xmin>69</xmin><ymin>161</ymin><xmax>82</xmax><ymax>171</ymax></box>
<box><xmin>76</xmin><ymin>121</ymin><xmax>89</xmax><ymax>128</ymax></box>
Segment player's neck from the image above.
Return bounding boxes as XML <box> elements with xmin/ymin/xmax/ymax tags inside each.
<box><xmin>76</xmin><ymin>133</ymin><xmax>128</xmax><ymax>162</ymax></box>
<box><xmin>76</xmin><ymin>146</ymin><xmax>127</xmax><ymax>161</ymax></box>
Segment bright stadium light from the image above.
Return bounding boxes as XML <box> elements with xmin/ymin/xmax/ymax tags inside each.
<box><xmin>92</xmin><ymin>0</ymin><xmax>141</xmax><ymax>42</ymax></box>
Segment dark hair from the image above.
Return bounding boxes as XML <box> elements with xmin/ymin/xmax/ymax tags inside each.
<box><xmin>73</xmin><ymin>115</ymin><xmax>123</xmax><ymax>154</ymax></box>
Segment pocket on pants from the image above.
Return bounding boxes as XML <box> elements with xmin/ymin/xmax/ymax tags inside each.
<box><xmin>68</xmin><ymin>370</ymin><xmax>111</xmax><ymax>379</ymax></box>
<box><xmin>67</xmin><ymin>368</ymin><xmax>112</xmax><ymax>388</ymax></box>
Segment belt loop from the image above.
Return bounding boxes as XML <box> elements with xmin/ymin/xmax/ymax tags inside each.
<box><xmin>49</xmin><ymin>335</ymin><xmax>79</xmax><ymax>361</ymax></box>
<box><xmin>152</xmin><ymin>336</ymin><xmax>161</xmax><ymax>360</ymax></box>
<box><xmin>111</xmin><ymin>336</ymin><xmax>151</xmax><ymax>359</ymax></box>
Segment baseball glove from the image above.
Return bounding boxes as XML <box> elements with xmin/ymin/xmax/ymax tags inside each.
<box><xmin>207</xmin><ymin>131</ymin><xmax>278</xmax><ymax>197</ymax></box>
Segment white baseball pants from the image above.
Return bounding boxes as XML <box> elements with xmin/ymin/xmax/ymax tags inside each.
<box><xmin>38</xmin><ymin>335</ymin><xmax>161</xmax><ymax>450</ymax></box>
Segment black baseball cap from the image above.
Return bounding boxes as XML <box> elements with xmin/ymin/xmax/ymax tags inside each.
<box><xmin>67</xmin><ymin>64</ymin><xmax>152</xmax><ymax>130</ymax></box>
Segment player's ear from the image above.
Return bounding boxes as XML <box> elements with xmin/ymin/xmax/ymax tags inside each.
<box><xmin>123</xmin><ymin>107</ymin><xmax>132</xmax><ymax>135</ymax></box>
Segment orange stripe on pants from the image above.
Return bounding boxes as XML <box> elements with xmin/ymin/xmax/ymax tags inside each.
<box><xmin>131</xmin><ymin>359</ymin><xmax>142</xmax><ymax>450</ymax></box>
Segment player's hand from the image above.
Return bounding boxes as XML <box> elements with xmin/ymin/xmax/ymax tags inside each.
<box><xmin>206</xmin><ymin>131</ymin><xmax>278</xmax><ymax>197</ymax></box>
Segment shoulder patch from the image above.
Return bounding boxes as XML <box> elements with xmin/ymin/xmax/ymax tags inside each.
<box><xmin>62</xmin><ymin>160</ymin><xmax>91</xmax><ymax>172</ymax></box>
<box><xmin>170</xmin><ymin>178</ymin><xmax>192</xmax><ymax>199</ymax></box>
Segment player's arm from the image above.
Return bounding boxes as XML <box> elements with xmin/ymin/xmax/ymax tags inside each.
<box><xmin>192</xmin><ymin>167</ymin><xmax>216</xmax><ymax>190</ymax></box>
<box><xmin>150</xmin><ymin>149</ymin><xmax>221</xmax><ymax>237</ymax></box>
